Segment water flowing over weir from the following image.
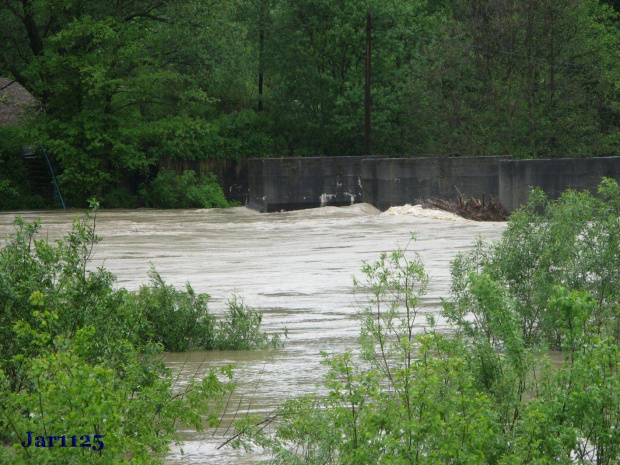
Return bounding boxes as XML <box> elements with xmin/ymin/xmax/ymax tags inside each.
<box><xmin>0</xmin><ymin>205</ymin><xmax>505</xmax><ymax>463</ymax></box>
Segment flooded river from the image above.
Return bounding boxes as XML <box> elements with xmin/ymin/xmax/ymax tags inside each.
<box><xmin>0</xmin><ymin>204</ymin><xmax>505</xmax><ymax>463</ymax></box>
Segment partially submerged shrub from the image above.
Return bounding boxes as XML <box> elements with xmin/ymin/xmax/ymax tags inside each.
<box><xmin>130</xmin><ymin>272</ymin><xmax>284</xmax><ymax>352</ymax></box>
<box><xmin>131</xmin><ymin>269</ymin><xmax>216</xmax><ymax>351</ymax></box>
<box><xmin>215</xmin><ymin>296</ymin><xmax>284</xmax><ymax>350</ymax></box>
<box><xmin>0</xmin><ymin>206</ymin><xmax>278</xmax><ymax>461</ymax></box>
<box><xmin>446</xmin><ymin>177</ymin><xmax>620</xmax><ymax>348</ymax></box>
<box><xmin>235</xmin><ymin>180</ymin><xmax>620</xmax><ymax>464</ymax></box>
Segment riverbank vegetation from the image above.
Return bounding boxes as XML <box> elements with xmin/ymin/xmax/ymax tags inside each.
<box><xmin>0</xmin><ymin>203</ymin><xmax>281</xmax><ymax>462</ymax></box>
<box><xmin>234</xmin><ymin>179</ymin><xmax>620</xmax><ymax>463</ymax></box>
<box><xmin>1</xmin><ymin>0</ymin><xmax>618</xmax><ymax>207</ymax></box>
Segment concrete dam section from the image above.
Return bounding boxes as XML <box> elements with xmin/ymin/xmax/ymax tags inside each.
<box><xmin>247</xmin><ymin>156</ymin><xmax>620</xmax><ymax>213</ymax></box>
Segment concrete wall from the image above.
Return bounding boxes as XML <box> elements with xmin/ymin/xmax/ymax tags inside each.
<box><xmin>248</xmin><ymin>157</ymin><xmax>364</xmax><ymax>212</ymax></box>
<box><xmin>362</xmin><ymin>157</ymin><xmax>504</xmax><ymax>211</ymax></box>
<box><xmin>246</xmin><ymin>155</ymin><xmax>620</xmax><ymax>214</ymax></box>
<box><xmin>499</xmin><ymin>157</ymin><xmax>620</xmax><ymax>212</ymax></box>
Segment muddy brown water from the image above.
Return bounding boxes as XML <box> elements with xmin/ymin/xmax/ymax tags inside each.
<box><xmin>0</xmin><ymin>204</ymin><xmax>506</xmax><ymax>463</ymax></box>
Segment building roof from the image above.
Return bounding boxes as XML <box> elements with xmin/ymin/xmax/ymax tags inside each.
<box><xmin>0</xmin><ymin>78</ymin><xmax>36</xmax><ymax>126</ymax></box>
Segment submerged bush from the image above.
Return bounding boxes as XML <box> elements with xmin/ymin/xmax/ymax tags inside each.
<box><xmin>130</xmin><ymin>272</ymin><xmax>283</xmax><ymax>352</ymax></box>
<box><xmin>131</xmin><ymin>270</ymin><xmax>216</xmax><ymax>352</ymax></box>
<box><xmin>0</xmin><ymin>205</ymin><xmax>279</xmax><ymax>461</ymax></box>
<box><xmin>214</xmin><ymin>296</ymin><xmax>284</xmax><ymax>350</ymax></box>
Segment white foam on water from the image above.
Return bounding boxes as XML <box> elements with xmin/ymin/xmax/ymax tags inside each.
<box><xmin>382</xmin><ymin>204</ymin><xmax>469</xmax><ymax>222</ymax></box>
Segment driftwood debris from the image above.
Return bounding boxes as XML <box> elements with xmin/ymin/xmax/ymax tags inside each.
<box><xmin>417</xmin><ymin>187</ymin><xmax>508</xmax><ymax>221</ymax></box>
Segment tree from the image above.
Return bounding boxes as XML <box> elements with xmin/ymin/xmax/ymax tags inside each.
<box><xmin>421</xmin><ymin>0</ymin><xmax>620</xmax><ymax>158</ymax></box>
<box><xmin>264</xmin><ymin>0</ymin><xmax>438</xmax><ymax>157</ymax></box>
<box><xmin>1</xmin><ymin>0</ymin><xmax>618</xmax><ymax>208</ymax></box>
<box><xmin>0</xmin><ymin>0</ymin><xmax>249</xmax><ymax>204</ymax></box>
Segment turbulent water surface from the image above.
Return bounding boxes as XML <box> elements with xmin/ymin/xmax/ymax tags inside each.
<box><xmin>0</xmin><ymin>204</ymin><xmax>506</xmax><ymax>463</ymax></box>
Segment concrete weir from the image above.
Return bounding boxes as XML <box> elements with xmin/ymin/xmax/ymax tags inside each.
<box><xmin>362</xmin><ymin>157</ymin><xmax>505</xmax><ymax>212</ymax></box>
<box><xmin>248</xmin><ymin>157</ymin><xmax>364</xmax><ymax>213</ymax></box>
<box><xmin>248</xmin><ymin>156</ymin><xmax>620</xmax><ymax>213</ymax></box>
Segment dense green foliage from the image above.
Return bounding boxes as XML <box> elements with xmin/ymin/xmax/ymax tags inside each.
<box><xmin>0</xmin><ymin>126</ymin><xmax>46</xmax><ymax>209</ymax></box>
<box><xmin>140</xmin><ymin>169</ymin><xmax>232</xmax><ymax>209</ymax></box>
<box><xmin>1</xmin><ymin>0</ymin><xmax>618</xmax><ymax>205</ymax></box>
<box><xmin>214</xmin><ymin>296</ymin><xmax>285</xmax><ymax>351</ymax></box>
<box><xmin>447</xmin><ymin>177</ymin><xmax>620</xmax><ymax>348</ymax></box>
<box><xmin>423</xmin><ymin>0</ymin><xmax>619</xmax><ymax>158</ymax></box>
<box><xmin>132</xmin><ymin>271</ymin><xmax>281</xmax><ymax>351</ymax></box>
<box><xmin>0</xmin><ymin>130</ymin><xmax>233</xmax><ymax>209</ymax></box>
<box><xmin>0</xmin><ymin>206</ymin><xmax>280</xmax><ymax>461</ymax></box>
<box><xmin>234</xmin><ymin>180</ymin><xmax>620</xmax><ymax>464</ymax></box>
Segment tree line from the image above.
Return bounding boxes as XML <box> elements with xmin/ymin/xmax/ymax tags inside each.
<box><xmin>0</xmin><ymin>0</ymin><xmax>618</xmax><ymax>205</ymax></box>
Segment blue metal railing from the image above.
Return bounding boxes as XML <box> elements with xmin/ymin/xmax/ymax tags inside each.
<box><xmin>40</xmin><ymin>145</ymin><xmax>66</xmax><ymax>209</ymax></box>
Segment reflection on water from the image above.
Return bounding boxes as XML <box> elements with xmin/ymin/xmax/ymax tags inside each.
<box><xmin>0</xmin><ymin>204</ymin><xmax>505</xmax><ymax>463</ymax></box>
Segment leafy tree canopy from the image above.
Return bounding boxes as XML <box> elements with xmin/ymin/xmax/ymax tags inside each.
<box><xmin>0</xmin><ymin>0</ymin><xmax>618</xmax><ymax>205</ymax></box>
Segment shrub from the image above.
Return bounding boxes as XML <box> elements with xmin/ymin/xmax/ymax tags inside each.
<box><xmin>0</xmin><ymin>327</ymin><xmax>232</xmax><ymax>464</ymax></box>
<box><xmin>141</xmin><ymin>169</ymin><xmax>231</xmax><ymax>209</ymax></box>
<box><xmin>235</xmin><ymin>181</ymin><xmax>620</xmax><ymax>464</ymax></box>
<box><xmin>130</xmin><ymin>279</ymin><xmax>284</xmax><ymax>352</ymax></box>
<box><xmin>446</xmin><ymin>178</ymin><xmax>620</xmax><ymax>348</ymax></box>
<box><xmin>214</xmin><ymin>296</ymin><xmax>284</xmax><ymax>350</ymax></box>
<box><xmin>0</xmin><ymin>205</ymin><xmax>279</xmax><ymax>461</ymax></box>
<box><xmin>131</xmin><ymin>269</ymin><xmax>216</xmax><ymax>352</ymax></box>
<box><xmin>100</xmin><ymin>187</ymin><xmax>140</xmax><ymax>208</ymax></box>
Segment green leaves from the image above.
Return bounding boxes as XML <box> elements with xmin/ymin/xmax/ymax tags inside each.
<box><xmin>2</xmin><ymin>0</ymin><xmax>618</xmax><ymax>207</ymax></box>
<box><xmin>234</xmin><ymin>180</ymin><xmax>619</xmax><ymax>464</ymax></box>
<box><xmin>0</xmin><ymin>210</ymin><xmax>281</xmax><ymax>461</ymax></box>
<box><xmin>214</xmin><ymin>295</ymin><xmax>285</xmax><ymax>350</ymax></box>
<box><xmin>139</xmin><ymin>169</ymin><xmax>232</xmax><ymax>209</ymax></box>
<box><xmin>131</xmin><ymin>268</ymin><xmax>216</xmax><ymax>351</ymax></box>
<box><xmin>449</xmin><ymin>179</ymin><xmax>620</xmax><ymax>348</ymax></box>
<box><xmin>0</xmin><ymin>0</ymin><xmax>249</xmax><ymax>205</ymax></box>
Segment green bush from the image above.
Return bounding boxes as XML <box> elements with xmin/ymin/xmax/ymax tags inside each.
<box><xmin>100</xmin><ymin>187</ymin><xmax>140</xmax><ymax>208</ymax></box>
<box><xmin>446</xmin><ymin>177</ymin><xmax>620</xmax><ymax>348</ymax></box>
<box><xmin>0</xmin><ymin>327</ymin><xmax>232</xmax><ymax>464</ymax></box>
<box><xmin>214</xmin><ymin>296</ymin><xmax>284</xmax><ymax>350</ymax></box>
<box><xmin>235</xmin><ymin>181</ymin><xmax>620</xmax><ymax>464</ymax></box>
<box><xmin>141</xmin><ymin>169</ymin><xmax>231</xmax><ymax>209</ymax></box>
<box><xmin>130</xmin><ymin>278</ymin><xmax>283</xmax><ymax>352</ymax></box>
<box><xmin>0</xmin><ymin>206</ymin><xmax>279</xmax><ymax>461</ymax></box>
<box><xmin>131</xmin><ymin>269</ymin><xmax>216</xmax><ymax>352</ymax></box>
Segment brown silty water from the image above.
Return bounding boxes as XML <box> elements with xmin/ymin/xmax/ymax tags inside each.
<box><xmin>0</xmin><ymin>204</ymin><xmax>506</xmax><ymax>463</ymax></box>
